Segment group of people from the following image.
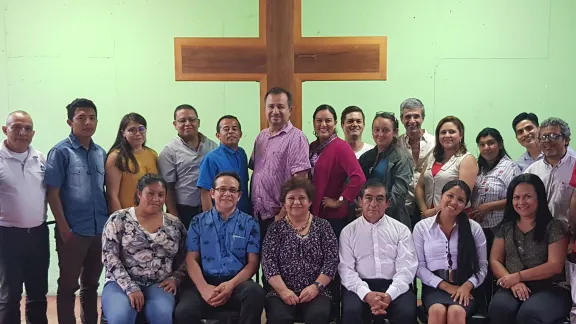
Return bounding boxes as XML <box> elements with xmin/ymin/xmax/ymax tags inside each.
<box><xmin>0</xmin><ymin>87</ymin><xmax>575</xmax><ymax>324</ymax></box>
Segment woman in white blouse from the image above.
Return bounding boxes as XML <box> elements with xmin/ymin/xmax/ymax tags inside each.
<box><xmin>413</xmin><ymin>180</ymin><xmax>487</xmax><ymax>324</ymax></box>
<box><xmin>415</xmin><ymin>116</ymin><xmax>478</xmax><ymax>218</ymax></box>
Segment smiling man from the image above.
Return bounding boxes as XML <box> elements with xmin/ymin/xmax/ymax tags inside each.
<box><xmin>512</xmin><ymin>112</ymin><xmax>576</xmax><ymax>171</ymax></box>
<box><xmin>158</xmin><ymin>104</ymin><xmax>218</xmax><ymax>229</ymax></box>
<box><xmin>524</xmin><ymin>117</ymin><xmax>575</xmax><ymax>226</ymax></box>
<box><xmin>341</xmin><ymin>105</ymin><xmax>374</xmax><ymax>159</ymax></box>
<box><xmin>197</xmin><ymin>115</ymin><xmax>251</xmax><ymax>215</ymax></box>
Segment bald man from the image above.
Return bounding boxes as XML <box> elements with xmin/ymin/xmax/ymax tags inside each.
<box><xmin>0</xmin><ymin>111</ymin><xmax>49</xmax><ymax>324</ymax></box>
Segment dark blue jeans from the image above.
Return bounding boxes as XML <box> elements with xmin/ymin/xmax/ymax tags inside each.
<box><xmin>102</xmin><ymin>281</ymin><xmax>175</xmax><ymax>324</ymax></box>
<box><xmin>0</xmin><ymin>223</ymin><xmax>50</xmax><ymax>324</ymax></box>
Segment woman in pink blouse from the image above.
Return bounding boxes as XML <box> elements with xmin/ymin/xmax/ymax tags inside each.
<box><xmin>413</xmin><ymin>180</ymin><xmax>487</xmax><ymax>324</ymax></box>
<box><xmin>308</xmin><ymin>104</ymin><xmax>366</xmax><ymax>238</ymax></box>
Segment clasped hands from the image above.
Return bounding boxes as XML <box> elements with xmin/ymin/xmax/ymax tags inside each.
<box><xmin>364</xmin><ymin>292</ymin><xmax>392</xmax><ymax>315</ymax></box>
<box><xmin>497</xmin><ymin>272</ymin><xmax>530</xmax><ymax>301</ymax></box>
<box><xmin>199</xmin><ymin>281</ymin><xmax>235</xmax><ymax>307</ymax></box>
<box><xmin>279</xmin><ymin>284</ymin><xmax>320</xmax><ymax>305</ymax></box>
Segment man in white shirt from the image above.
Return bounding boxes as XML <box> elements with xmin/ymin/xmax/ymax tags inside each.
<box><xmin>397</xmin><ymin>98</ymin><xmax>435</xmax><ymax>226</ymax></box>
<box><xmin>339</xmin><ymin>178</ymin><xmax>418</xmax><ymax>324</ymax></box>
<box><xmin>341</xmin><ymin>105</ymin><xmax>374</xmax><ymax>159</ymax></box>
<box><xmin>524</xmin><ymin>117</ymin><xmax>575</xmax><ymax>225</ymax></box>
<box><xmin>0</xmin><ymin>111</ymin><xmax>49</xmax><ymax>324</ymax></box>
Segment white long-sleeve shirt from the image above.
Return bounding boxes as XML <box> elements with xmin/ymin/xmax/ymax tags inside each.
<box><xmin>338</xmin><ymin>215</ymin><xmax>418</xmax><ymax>301</ymax></box>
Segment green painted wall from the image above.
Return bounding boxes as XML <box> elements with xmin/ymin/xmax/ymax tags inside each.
<box><xmin>0</xmin><ymin>0</ymin><xmax>573</xmax><ymax>295</ymax></box>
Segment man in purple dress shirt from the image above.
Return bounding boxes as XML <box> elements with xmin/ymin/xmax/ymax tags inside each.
<box><xmin>249</xmin><ymin>87</ymin><xmax>311</xmax><ymax>241</ymax></box>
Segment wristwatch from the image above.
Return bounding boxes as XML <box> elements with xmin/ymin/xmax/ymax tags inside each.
<box><xmin>313</xmin><ymin>281</ymin><xmax>325</xmax><ymax>291</ymax></box>
<box><xmin>338</xmin><ymin>196</ymin><xmax>344</xmax><ymax>202</ymax></box>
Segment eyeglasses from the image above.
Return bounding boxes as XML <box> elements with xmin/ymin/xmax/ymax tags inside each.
<box><xmin>363</xmin><ymin>196</ymin><xmax>387</xmax><ymax>204</ymax></box>
<box><xmin>177</xmin><ymin>117</ymin><xmax>199</xmax><ymax>125</ymax></box>
<box><xmin>538</xmin><ymin>133</ymin><xmax>563</xmax><ymax>142</ymax></box>
<box><xmin>214</xmin><ymin>187</ymin><xmax>239</xmax><ymax>194</ymax></box>
<box><xmin>126</xmin><ymin>126</ymin><xmax>146</xmax><ymax>135</ymax></box>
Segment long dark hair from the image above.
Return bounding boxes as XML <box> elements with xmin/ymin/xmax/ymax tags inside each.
<box><xmin>502</xmin><ymin>174</ymin><xmax>552</xmax><ymax>242</ymax></box>
<box><xmin>440</xmin><ymin>180</ymin><xmax>480</xmax><ymax>284</ymax></box>
<box><xmin>476</xmin><ymin>127</ymin><xmax>510</xmax><ymax>174</ymax></box>
<box><xmin>108</xmin><ymin>113</ymin><xmax>149</xmax><ymax>173</ymax></box>
<box><xmin>434</xmin><ymin>116</ymin><xmax>467</xmax><ymax>162</ymax></box>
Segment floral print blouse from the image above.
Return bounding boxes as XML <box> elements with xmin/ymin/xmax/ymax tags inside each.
<box><xmin>262</xmin><ymin>216</ymin><xmax>339</xmax><ymax>299</ymax></box>
<box><xmin>102</xmin><ymin>207</ymin><xmax>187</xmax><ymax>293</ymax></box>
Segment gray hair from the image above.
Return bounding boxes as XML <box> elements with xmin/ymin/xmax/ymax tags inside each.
<box><xmin>540</xmin><ymin>117</ymin><xmax>571</xmax><ymax>138</ymax></box>
<box><xmin>6</xmin><ymin>110</ymin><xmax>31</xmax><ymax>125</ymax></box>
<box><xmin>399</xmin><ymin>98</ymin><xmax>425</xmax><ymax>118</ymax></box>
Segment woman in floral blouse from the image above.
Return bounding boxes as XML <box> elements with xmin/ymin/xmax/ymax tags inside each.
<box><xmin>101</xmin><ymin>173</ymin><xmax>187</xmax><ymax>324</ymax></box>
<box><xmin>262</xmin><ymin>178</ymin><xmax>339</xmax><ymax>324</ymax></box>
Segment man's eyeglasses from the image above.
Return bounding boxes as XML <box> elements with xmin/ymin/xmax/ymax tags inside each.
<box><xmin>214</xmin><ymin>187</ymin><xmax>239</xmax><ymax>194</ymax></box>
<box><xmin>126</xmin><ymin>126</ymin><xmax>147</xmax><ymax>135</ymax></box>
<box><xmin>538</xmin><ymin>133</ymin><xmax>563</xmax><ymax>142</ymax></box>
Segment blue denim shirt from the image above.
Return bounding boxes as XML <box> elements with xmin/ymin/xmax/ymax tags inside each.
<box><xmin>186</xmin><ymin>207</ymin><xmax>260</xmax><ymax>277</ymax></box>
<box><xmin>44</xmin><ymin>133</ymin><xmax>108</xmax><ymax>236</ymax></box>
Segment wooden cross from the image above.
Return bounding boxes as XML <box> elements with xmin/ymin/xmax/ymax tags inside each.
<box><xmin>174</xmin><ymin>0</ymin><xmax>387</xmax><ymax>130</ymax></box>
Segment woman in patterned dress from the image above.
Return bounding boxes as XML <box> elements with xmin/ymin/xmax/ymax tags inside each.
<box><xmin>101</xmin><ymin>174</ymin><xmax>187</xmax><ymax>324</ymax></box>
<box><xmin>262</xmin><ymin>178</ymin><xmax>339</xmax><ymax>324</ymax></box>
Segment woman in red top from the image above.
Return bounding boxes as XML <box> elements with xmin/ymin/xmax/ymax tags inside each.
<box><xmin>309</xmin><ymin>104</ymin><xmax>366</xmax><ymax>238</ymax></box>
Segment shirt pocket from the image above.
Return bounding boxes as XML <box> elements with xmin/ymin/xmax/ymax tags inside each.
<box><xmin>95</xmin><ymin>166</ymin><xmax>105</xmax><ymax>189</ymax></box>
<box><xmin>549</xmin><ymin>182</ymin><xmax>573</xmax><ymax>218</ymax></box>
<box><xmin>231</xmin><ymin>235</ymin><xmax>247</xmax><ymax>260</ymax></box>
<box><xmin>67</xmin><ymin>166</ymin><xmax>89</xmax><ymax>188</ymax></box>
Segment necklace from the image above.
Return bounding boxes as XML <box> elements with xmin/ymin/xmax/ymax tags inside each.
<box><xmin>286</xmin><ymin>213</ymin><xmax>311</xmax><ymax>233</ymax></box>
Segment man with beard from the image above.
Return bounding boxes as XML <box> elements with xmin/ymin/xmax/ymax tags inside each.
<box><xmin>197</xmin><ymin>115</ymin><xmax>251</xmax><ymax>215</ymax></box>
<box><xmin>513</xmin><ymin>112</ymin><xmax>576</xmax><ymax>171</ymax></box>
<box><xmin>341</xmin><ymin>106</ymin><xmax>374</xmax><ymax>159</ymax></box>
<box><xmin>397</xmin><ymin>98</ymin><xmax>435</xmax><ymax>225</ymax></box>
<box><xmin>158</xmin><ymin>104</ymin><xmax>218</xmax><ymax>229</ymax></box>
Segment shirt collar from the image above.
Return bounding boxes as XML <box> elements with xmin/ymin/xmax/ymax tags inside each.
<box><xmin>68</xmin><ymin>132</ymin><xmax>96</xmax><ymax>150</ymax></box>
<box><xmin>0</xmin><ymin>140</ymin><xmax>39</xmax><ymax>159</ymax></box>
<box><xmin>220</xmin><ymin>143</ymin><xmax>239</xmax><ymax>154</ymax></box>
<box><xmin>542</xmin><ymin>151</ymin><xmax>572</xmax><ymax>167</ymax></box>
<box><xmin>267</xmin><ymin>121</ymin><xmax>294</xmax><ymax>137</ymax></box>
<box><xmin>401</xmin><ymin>129</ymin><xmax>432</xmax><ymax>144</ymax></box>
<box><xmin>428</xmin><ymin>212</ymin><xmax>457</xmax><ymax>233</ymax></box>
<box><xmin>361</xmin><ymin>214</ymin><xmax>387</xmax><ymax>227</ymax></box>
<box><xmin>210</xmin><ymin>206</ymin><xmax>240</xmax><ymax>222</ymax></box>
<box><xmin>522</xmin><ymin>150</ymin><xmax>543</xmax><ymax>162</ymax></box>
<box><xmin>178</xmin><ymin>132</ymin><xmax>207</xmax><ymax>148</ymax></box>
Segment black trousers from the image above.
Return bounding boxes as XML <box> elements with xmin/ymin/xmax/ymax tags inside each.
<box><xmin>265</xmin><ymin>295</ymin><xmax>332</xmax><ymax>324</ymax></box>
<box><xmin>488</xmin><ymin>286</ymin><xmax>572</xmax><ymax>324</ymax></box>
<box><xmin>0</xmin><ymin>223</ymin><xmax>50</xmax><ymax>324</ymax></box>
<box><xmin>174</xmin><ymin>277</ymin><xmax>265</xmax><ymax>324</ymax></box>
<box><xmin>342</xmin><ymin>279</ymin><xmax>417</xmax><ymax>324</ymax></box>
<box><xmin>176</xmin><ymin>204</ymin><xmax>202</xmax><ymax>230</ymax></box>
<box><xmin>481</xmin><ymin>227</ymin><xmax>496</xmax><ymax>305</ymax></box>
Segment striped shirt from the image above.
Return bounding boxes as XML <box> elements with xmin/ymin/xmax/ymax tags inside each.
<box><xmin>250</xmin><ymin>122</ymin><xmax>310</xmax><ymax>220</ymax></box>
<box><xmin>472</xmin><ymin>156</ymin><xmax>521</xmax><ymax>228</ymax></box>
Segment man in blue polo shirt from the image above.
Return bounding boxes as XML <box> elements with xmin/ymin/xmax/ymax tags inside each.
<box><xmin>198</xmin><ymin>115</ymin><xmax>251</xmax><ymax>214</ymax></box>
<box><xmin>44</xmin><ymin>98</ymin><xmax>108</xmax><ymax>324</ymax></box>
<box><xmin>174</xmin><ymin>171</ymin><xmax>264</xmax><ymax>324</ymax></box>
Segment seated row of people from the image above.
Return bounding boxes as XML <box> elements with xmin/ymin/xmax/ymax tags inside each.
<box><xmin>101</xmin><ymin>171</ymin><xmax>572</xmax><ymax>324</ymax></box>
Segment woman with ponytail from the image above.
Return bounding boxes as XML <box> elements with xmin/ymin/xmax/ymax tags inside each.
<box><xmin>413</xmin><ymin>180</ymin><xmax>487</xmax><ymax>324</ymax></box>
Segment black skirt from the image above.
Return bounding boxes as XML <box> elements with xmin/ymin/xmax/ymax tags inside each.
<box><xmin>422</xmin><ymin>284</ymin><xmax>477</xmax><ymax>316</ymax></box>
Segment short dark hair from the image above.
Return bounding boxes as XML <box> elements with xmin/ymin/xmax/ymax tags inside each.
<box><xmin>374</xmin><ymin>111</ymin><xmax>399</xmax><ymax>130</ymax></box>
<box><xmin>212</xmin><ymin>171</ymin><xmax>242</xmax><ymax>190</ymax></box>
<box><xmin>512</xmin><ymin>112</ymin><xmax>539</xmax><ymax>132</ymax></box>
<box><xmin>359</xmin><ymin>178</ymin><xmax>387</xmax><ymax>198</ymax></box>
<box><xmin>66</xmin><ymin>98</ymin><xmax>97</xmax><ymax>121</ymax></box>
<box><xmin>134</xmin><ymin>173</ymin><xmax>167</xmax><ymax>205</ymax></box>
<box><xmin>280</xmin><ymin>178</ymin><xmax>315</xmax><ymax>204</ymax></box>
<box><xmin>264</xmin><ymin>87</ymin><xmax>292</xmax><ymax>107</ymax></box>
<box><xmin>341</xmin><ymin>106</ymin><xmax>365</xmax><ymax>124</ymax></box>
<box><xmin>216</xmin><ymin>115</ymin><xmax>242</xmax><ymax>133</ymax></box>
<box><xmin>174</xmin><ymin>104</ymin><xmax>198</xmax><ymax>120</ymax></box>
